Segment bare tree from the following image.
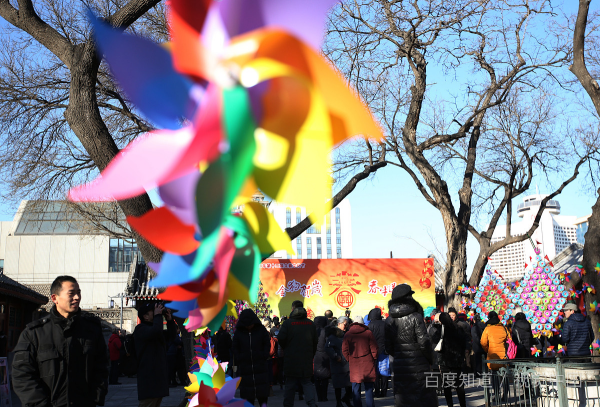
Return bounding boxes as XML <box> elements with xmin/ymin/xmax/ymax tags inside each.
<box><xmin>568</xmin><ymin>0</ymin><xmax>600</xmax><ymax>339</ymax></box>
<box><xmin>0</xmin><ymin>0</ymin><xmax>169</xmax><ymax>263</ymax></box>
<box><xmin>325</xmin><ymin>0</ymin><xmax>597</xmax><ymax>306</ymax></box>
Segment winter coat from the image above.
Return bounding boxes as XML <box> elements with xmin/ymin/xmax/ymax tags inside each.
<box><xmin>134</xmin><ymin>315</ymin><xmax>176</xmax><ymax>400</ymax></box>
<box><xmin>11</xmin><ymin>307</ymin><xmax>108</xmax><ymax>407</ymax></box>
<box><xmin>215</xmin><ymin>329</ymin><xmax>233</xmax><ymax>363</ymax></box>
<box><xmin>232</xmin><ymin>310</ymin><xmax>271</xmax><ymax>401</ymax></box>
<box><xmin>367</xmin><ymin>308</ymin><xmax>387</xmax><ymax>357</ymax></box>
<box><xmin>428</xmin><ymin>322</ymin><xmax>442</xmax><ymax>366</ymax></box>
<box><xmin>342</xmin><ymin>323</ymin><xmax>377</xmax><ymax>383</ymax></box>
<box><xmin>385</xmin><ymin>299</ymin><xmax>437</xmax><ymax>407</ymax></box>
<box><xmin>471</xmin><ymin>321</ymin><xmax>486</xmax><ymax>354</ymax></box>
<box><xmin>480</xmin><ymin>321</ymin><xmax>508</xmax><ymax>371</ymax></box>
<box><xmin>562</xmin><ymin>313</ymin><xmax>595</xmax><ymax>356</ymax></box>
<box><xmin>313</xmin><ymin>317</ymin><xmax>331</xmax><ymax>380</ymax></box>
<box><xmin>108</xmin><ymin>333</ymin><xmax>122</xmax><ymax>361</ymax></box>
<box><xmin>325</xmin><ymin>326</ymin><xmax>351</xmax><ymax>388</ymax></box>
<box><xmin>439</xmin><ymin>324</ymin><xmax>466</xmax><ymax>369</ymax></box>
<box><xmin>457</xmin><ymin>320</ymin><xmax>472</xmax><ymax>351</ymax></box>
<box><xmin>277</xmin><ymin>307</ymin><xmax>317</xmax><ymax>377</ymax></box>
<box><xmin>512</xmin><ymin>319</ymin><xmax>534</xmax><ymax>358</ymax></box>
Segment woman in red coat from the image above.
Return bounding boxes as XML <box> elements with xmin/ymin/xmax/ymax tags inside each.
<box><xmin>108</xmin><ymin>329</ymin><xmax>122</xmax><ymax>385</ymax></box>
<box><xmin>342</xmin><ymin>316</ymin><xmax>377</xmax><ymax>407</ymax></box>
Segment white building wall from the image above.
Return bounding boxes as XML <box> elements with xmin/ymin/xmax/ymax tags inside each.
<box><xmin>3</xmin><ymin>231</ymin><xmax>127</xmax><ymax>310</ymax></box>
<box><xmin>268</xmin><ymin>198</ymin><xmax>353</xmax><ymax>259</ymax></box>
<box><xmin>488</xmin><ymin>195</ymin><xmax>579</xmax><ymax>282</ymax></box>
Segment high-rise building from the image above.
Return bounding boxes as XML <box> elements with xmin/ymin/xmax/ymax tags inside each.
<box><xmin>265</xmin><ymin>197</ymin><xmax>353</xmax><ymax>260</ymax></box>
<box><xmin>575</xmin><ymin>214</ymin><xmax>591</xmax><ymax>244</ymax></box>
<box><xmin>488</xmin><ymin>194</ymin><xmax>579</xmax><ymax>282</ymax></box>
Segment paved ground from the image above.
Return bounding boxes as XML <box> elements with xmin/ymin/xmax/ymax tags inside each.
<box><xmin>11</xmin><ymin>377</ymin><xmax>487</xmax><ymax>406</ymax></box>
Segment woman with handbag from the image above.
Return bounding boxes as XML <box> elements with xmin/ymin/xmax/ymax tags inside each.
<box><xmin>438</xmin><ymin>312</ymin><xmax>467</xmax><ymax>407</ymax></box>
<box><xmin>512</xmin><ymin>312</ymin><xmax>534</xmax><ymax>358</ymax></box>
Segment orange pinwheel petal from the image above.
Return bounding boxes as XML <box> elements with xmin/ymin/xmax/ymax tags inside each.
<box><xmin>225</xmin><ymin>29</ymin><xmax>384</xmax><ymax>144</ymax></box>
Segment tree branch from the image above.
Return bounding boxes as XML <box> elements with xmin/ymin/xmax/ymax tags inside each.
<box><xmin>285</xmin><ymin>161</ymin><xmax>387</xmax><ymax>240</ymax></box>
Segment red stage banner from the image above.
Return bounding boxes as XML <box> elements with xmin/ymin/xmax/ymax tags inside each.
<box><xmin>259</xmin><ymin>258</ymin><xmax>435</xmax><ymax>320</ymax></box>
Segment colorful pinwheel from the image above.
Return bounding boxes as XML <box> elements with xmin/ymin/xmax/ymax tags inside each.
<box><xmin>590</xmin><ymin>300</ymin><xmax>599</xmax><ymax>314</ymax></box>
<box><xmin>68</xmin><ymin>0</ymin><xmax>383</xmax><ymax>332</ymax></box>
<box><xmin>531</xmin><ymin>347</ymin><xmax>541</xmax><ymax>357</ymax></box>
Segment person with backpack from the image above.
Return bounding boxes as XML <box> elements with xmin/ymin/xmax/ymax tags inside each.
<box><xmin>367</xmin><ymin>308</ymin><xmax>388</xmax><ymax>398</ymax></box>
<box><xmin>438</xmin><ymin>312</ymin><xmax>466</xmax><ymax>407</ymax></box>
<box><xmin>512</xmin><ymin>312</ymin><xmax>534</xmax><ymax>358</ymax></box>
<box><xmin>480</xmin><ymin>311</ymin><xmax>509</xmax><ymax>402</ymax></box>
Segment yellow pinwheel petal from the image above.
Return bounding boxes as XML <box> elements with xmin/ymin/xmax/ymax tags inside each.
<box><xmin>242</xmin><ymin>201</ymin><xmax>294</xmax><ymax>255</ymax></box>
<box><xmin>240</xmin><ymin>58</ymin><xmax>332</xmax><ymax>221</ymax></box>
<box><xmin>212</xmin><ymin>364</ymin><xmax>226</xmax><ymax>390</ymax></box>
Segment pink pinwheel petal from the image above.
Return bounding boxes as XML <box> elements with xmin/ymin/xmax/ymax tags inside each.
<box><xmin>69</xmin><ymin>84</ymin><xmax>223</xmax><ymax>202</ymax></box>
<box><xmin>214</xmin><ymin>228</ymin><xmax>236</xmax><ymax>303</ymax></box>
<box><xmin>186</xmin><ymin>308</ymin><xmax>204</xmax><ymax>332</ymax></box>
<box><xmin>69</xmin><ymin>127</ymin><xmax>194</xmax><ymax>201</ymax></box>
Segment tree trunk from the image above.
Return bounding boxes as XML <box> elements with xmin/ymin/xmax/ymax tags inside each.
<box><xmin>442</xmin><ymin>215</ymin><xmax>468</xmax><ymax>308</ymax></box>
<box><xmin>583</xmin><ymin>188</ymin><xmax>600</xmax><ymax>340</ymax></box>
<box><xmin>64</xmin><ymin>43</ymin><xmax>161</xmax><ymax>264</ymax></box>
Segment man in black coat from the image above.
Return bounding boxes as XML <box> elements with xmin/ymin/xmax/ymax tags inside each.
<box><xmin>278</xmin><ymin>300</ymin><xmax>318</xmax><ymax>407</ymax></box>
<box><xmin>367</xmin><ymin>308</ymin><xmax>388</xmax><ymax>397</ymax></box>
<box><xmin>232</xmin><ymin>309</ymin><xmax>271</xmax><ymax>406</ymax></box>
<box><xmin>134</xmin><ymin>303</ymin><xmax>176</xmax><ymax>407</ymax></box>
<box><xmin>12</xmin><ymin>275</ymin><xmax>108</xmax><ymax>407</ymax></box>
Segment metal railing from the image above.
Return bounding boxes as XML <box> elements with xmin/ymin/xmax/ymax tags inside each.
<box><xmin>483</xmin><ymin>356</ymin><xmax>600</xmax><ymax>407</ymax></box>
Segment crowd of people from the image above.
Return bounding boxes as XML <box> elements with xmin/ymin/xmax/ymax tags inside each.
<box><xmin>213</xmin><ymin>283</ymin><xmax>441</xmax><ymax>407</ymax></box>
<box><xmin>9</xmin><ymin>274</ymin><xmax>597</xmax><ymax>407</ymax></box>
<box><xmin>218</xmin><ymin>288</ymin><xmax>596</xmax><ymax>407</ymax></box>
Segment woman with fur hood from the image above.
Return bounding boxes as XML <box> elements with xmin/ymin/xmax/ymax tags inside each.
<box><xmin>385</xmin><ymin>284</ymin><xmax>437</xmax><ymax>407</ymax></box>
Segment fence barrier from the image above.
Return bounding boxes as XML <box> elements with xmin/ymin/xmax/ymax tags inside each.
<box><xmin>482</xmin><ymin>356</ymin><xmax>600</xmax><ymax>407</ymax></box>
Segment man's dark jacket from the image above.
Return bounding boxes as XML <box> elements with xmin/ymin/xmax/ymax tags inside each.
<box><xmin>134</xmin><ymin>314</ymin><xmax>176</xmax><ymax>400</ymax></box>
<box><xmin>367</xmin><ymin>308</ymin><xmax>386</xmax><ymax>357</ymax></box>
<box><xmin>277</xmin><ymin>307</ymin><xmax>317</xmax><ymax>377</ymax></box>
<box><xmin>562</xmin><ymin>313</ymin><xmax>594</xmax><ymax>356</ymax></box>
<box><xmin>11</xmin><ymin>306</ymin><xmax>108</xmax><ymax>407</ymax></box>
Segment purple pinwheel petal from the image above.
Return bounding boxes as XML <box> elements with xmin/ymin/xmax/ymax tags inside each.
<box><xmin>216</xmin><ymin>377</ymin><xmax>240</xmax><ymax>404</ymax></box>
<box><xmin>215</xmin><ymin>0</ymin><xmax>339</xmax><ymax>50</ymax></box>
<box><xmin>159</xmin><ymin>170</ymin><xmax>201</xmax><ymax>214</ymax></box>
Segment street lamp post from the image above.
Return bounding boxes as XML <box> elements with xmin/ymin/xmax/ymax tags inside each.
<box><xmin>108</xmin><ymin>293</ymin><xmax>138</xmax><ymax>330</ymax></box>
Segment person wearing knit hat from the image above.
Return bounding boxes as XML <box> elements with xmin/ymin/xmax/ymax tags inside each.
<box><xmin>385</xmin><ymin>284</ymin><xmax>437</xmax><ymax>407</ymax></box>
